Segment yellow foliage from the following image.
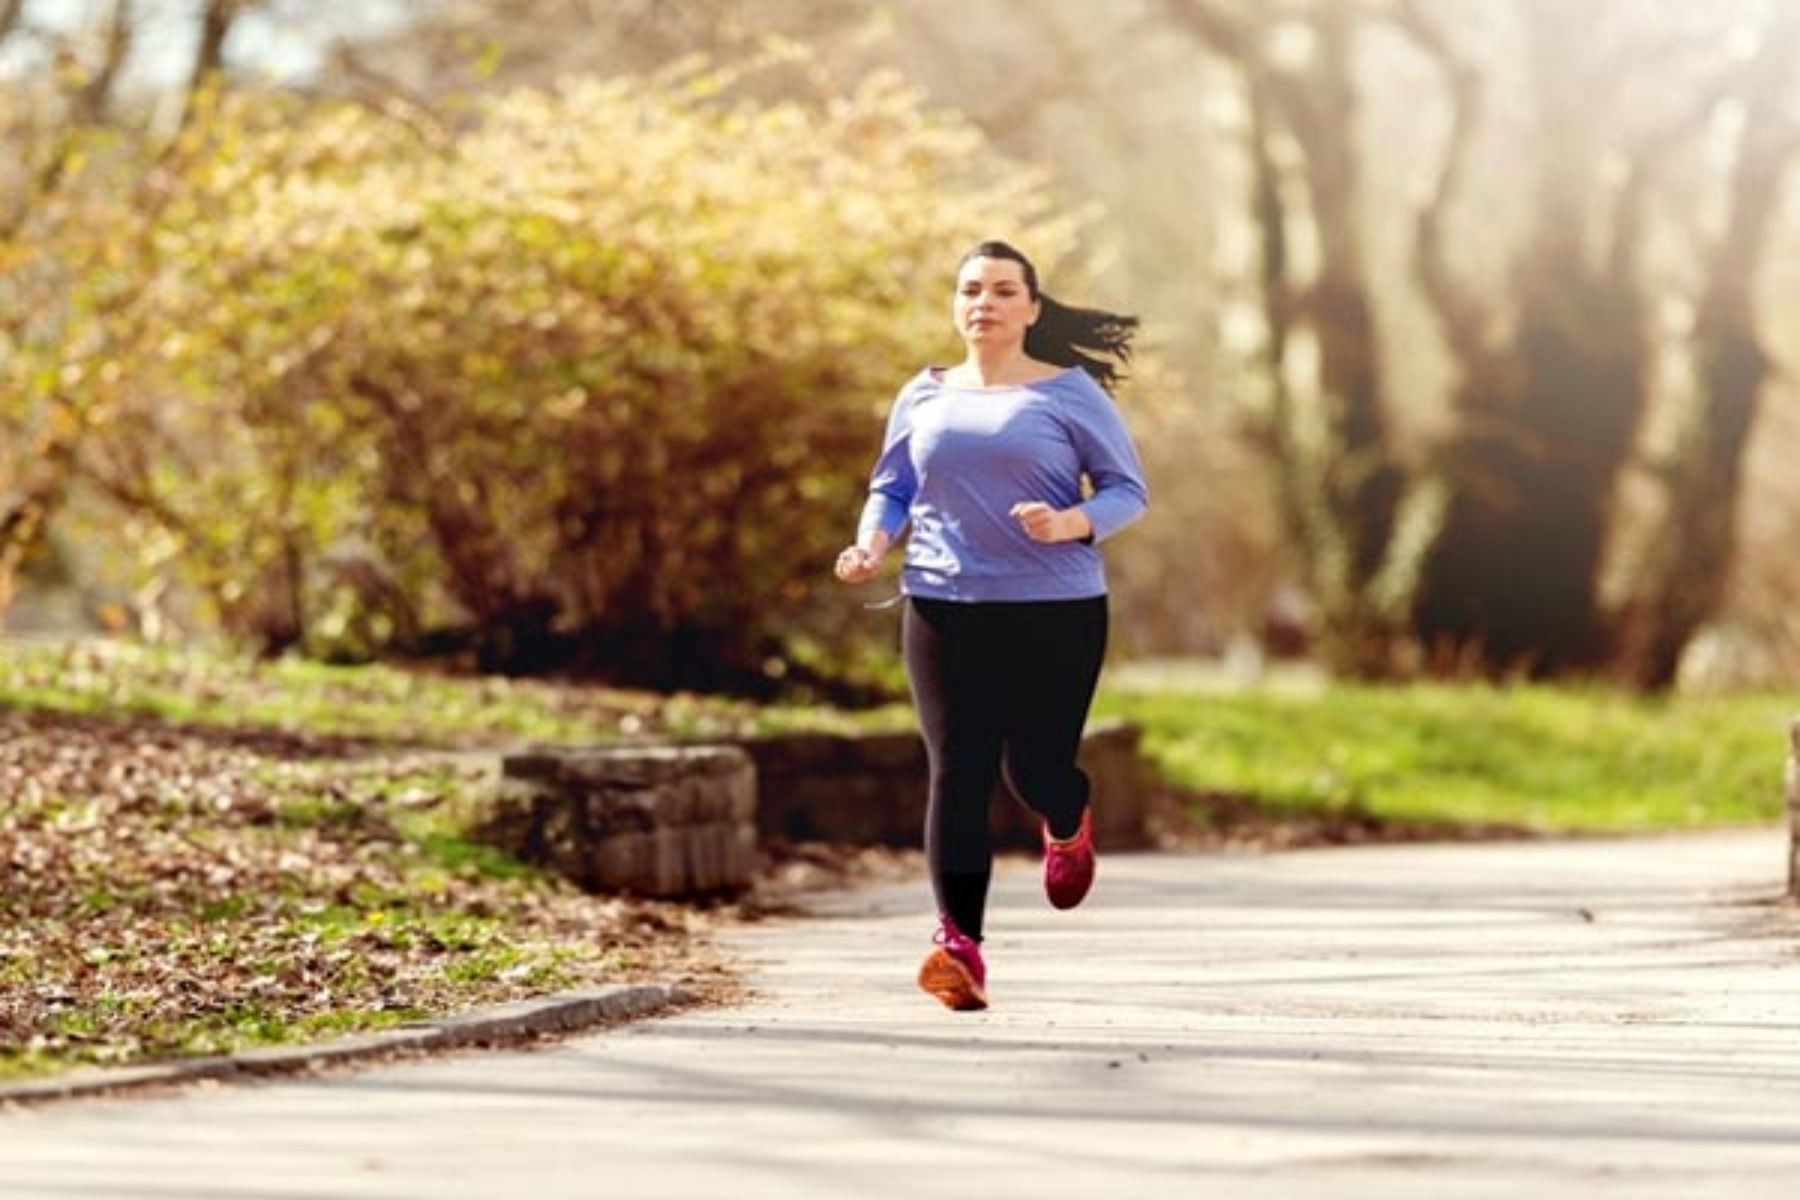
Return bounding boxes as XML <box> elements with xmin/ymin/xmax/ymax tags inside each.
<box><xmin>66</xmin><ymin>63</ymin><xmax>1068</xmax><ymax>689</ymax></box>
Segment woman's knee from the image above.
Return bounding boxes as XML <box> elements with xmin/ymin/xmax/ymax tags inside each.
<box><xmin>1003</xmin><ymin>757</ymin><xmax>1088</xmax><ymax>810</ymax></box>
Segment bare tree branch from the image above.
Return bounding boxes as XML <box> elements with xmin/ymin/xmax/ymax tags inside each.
<box><xmin>165</xmin><ymin>0</ymin><xmax>253</xmax><ymax>141</ymax></box>
<box><xmin>69</xmin><ymin>0</ymin><xmax>133</xmax><ymax>125</ymax></box>
<box><xmin>1386</xmin><ymin>0</ymin><xmax>1497</xmax><ymax>381</ymax></box>
<box><xmin>320</xmin><ymin>41</ymin><xmax>454</xmax><ymax>148</ymax></box>
<box><xmin>1601</xmin><ymin>13</ymin><xmax>1761</xmax><ymax>290</ymax></box>
<box><xmin>1156</xmin><ymin>0</ymin><xmax>1324</xmax><ymax>151</ymax></box>
<box><xmin>189</xmin><ymin>0</ymin><xmax>242</xmax><ymax>90</ymax></box>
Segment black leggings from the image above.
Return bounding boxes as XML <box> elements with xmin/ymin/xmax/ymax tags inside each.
<box><xmin>903</xmin><ymin>595</ymin><xmax>1109</xmax><ymax>941</ymax></box>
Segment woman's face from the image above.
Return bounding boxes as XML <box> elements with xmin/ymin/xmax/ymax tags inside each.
<box><xmin>954</xmin><ymin>256</ymin><xmax>1040</xmax><ymax>350</ymax></box>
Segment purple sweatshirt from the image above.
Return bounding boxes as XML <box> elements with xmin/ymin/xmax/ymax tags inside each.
<box><xmin>856</xmin><ymin>366</ymin><xmax>1149</xmax><ymax>602</ymax></box>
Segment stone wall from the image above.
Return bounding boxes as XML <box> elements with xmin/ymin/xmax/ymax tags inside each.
<box><xmin>483</xmin><ymin>721</ymin><xmax>1155</xmax><ymax>898</ymax></box>
<box><xmin>738</xmin><ymin>719</ymin><xmax>1154</xmax><ymax>852</ymax></box>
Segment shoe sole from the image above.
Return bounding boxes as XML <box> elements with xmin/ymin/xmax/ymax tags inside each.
<box><xmin>918</xmin><ymin>948</ymin><xmax>988</xmax><ymax>1011</ymax></box>
<box><xmin>1047</xmin><ymin>879</ymin><xmax>1093</xmax><ymax>910</ymax></box>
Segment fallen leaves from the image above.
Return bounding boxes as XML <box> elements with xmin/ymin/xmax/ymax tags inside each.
<box><xmin>0</xmin><ymin>707</ymin><xmax>738</xmax><ymax>1079</ymax></box>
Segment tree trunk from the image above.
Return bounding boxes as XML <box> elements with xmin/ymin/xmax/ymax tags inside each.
<box><xmin>1605</xmin><ymin>19</ymin><xmax>1800</xmax><ymax>687</ymax></box>
<box><xmin>1411</xmin><ymin>0</ymin><xmax>1647</xmax><ymax>677</ymax></box>
<box><xmin>69</xmin><ymin>0</ymin><xmax>133</xmax><ymax>125</ymax></box>
<box><xmin>1161</xmin><ymin>0</ymin><xmax>1404</xmax><ymax>674</ymax></box>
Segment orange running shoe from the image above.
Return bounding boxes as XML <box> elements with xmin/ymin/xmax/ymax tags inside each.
<box><xmin>917</xmin><ymin>915</ymin><xmax>988</xmax><ymax>1011</ymax></box>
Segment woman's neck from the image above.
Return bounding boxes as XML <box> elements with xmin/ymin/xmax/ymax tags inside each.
<box><xmin>947</xmin><ymin>349</ymin><xmax>1051</xmax><ymax>389</ymax></box>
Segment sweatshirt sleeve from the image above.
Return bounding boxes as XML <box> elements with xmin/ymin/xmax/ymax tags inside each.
<box><xmin>1067</xmin><ymin>377</ymin><xmax>1149</xmax><ymax>542</ymax></box>
<box><xmin>855</xmin><ymin>384</ymin><xmax>919</xmax><ymax>544</ymax></box>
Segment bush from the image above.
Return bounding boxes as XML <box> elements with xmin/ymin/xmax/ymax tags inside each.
<box><xmin>85</xmin><ymin>63</ymin><xmax>1071</xmax><ymax>695</ymax></box>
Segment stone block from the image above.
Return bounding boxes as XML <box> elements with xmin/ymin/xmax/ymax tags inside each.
<box><xmin>485</xmin><ymin>744</ymin><xmax>758</xmax><ymax>898</ymax></box>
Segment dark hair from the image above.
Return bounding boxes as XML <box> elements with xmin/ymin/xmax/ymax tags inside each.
<box><xmin>959</xmin><ymin>239</ymin><xmax>1138</xmax><ymax>394</ymax></box>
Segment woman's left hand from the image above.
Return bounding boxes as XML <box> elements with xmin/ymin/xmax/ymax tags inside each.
<box><xmin>1009</xmin><ymin>501</ymin><xmax>1091</xmax><ymax>544</ymax></box>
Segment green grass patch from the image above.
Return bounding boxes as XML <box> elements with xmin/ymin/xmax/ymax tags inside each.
<box><xmin>0</xmin><ymin>636</ymin><xmax>915</xmax><ymax>746</ymax></box>
<box><xmin>0</xmin><ymin>638</ymin><xmax>691</xmax><ymax>745</ymax></box>
<box><xmin>1098</xmin><ymin>679</ymin><xmax>1797</xmax><ymax>833</ymax></box>
<box><xmin>407</xmin><ymin>828</ymin><xmax>538</xmax><ymax>882</ymax></box>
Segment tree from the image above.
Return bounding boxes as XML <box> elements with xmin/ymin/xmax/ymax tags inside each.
<box><xmin>1161</xmin><ymin>0</ymin><xmax>1800</xmax><ymax>687</ymax></box>
<box><xmin>1599</xmin><ymin>12</ymin><xmax>1800</xmax><ymax>686</ymax></box>
<box><xmin>0</xmin><ymin>0</ymin><xmax>256</xmax><ymax>626</ymax></box>
<box><xmin>1157</xmin><ymin>0</ymin><xmax>1407</xmax><ymax>674</ymax></box>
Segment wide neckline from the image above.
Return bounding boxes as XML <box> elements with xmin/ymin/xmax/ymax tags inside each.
<box><xmin>927</xmin><ymin>365</ymin><xmax>1076</xmax><ymax>392</ymax></box>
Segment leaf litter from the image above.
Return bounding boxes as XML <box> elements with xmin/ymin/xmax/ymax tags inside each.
<box><xmin>0</xmin><ymin>707</ymin><xmax>754</xmax><ymax>1079</ymax></box>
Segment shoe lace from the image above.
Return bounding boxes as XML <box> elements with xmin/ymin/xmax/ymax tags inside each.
<box><xmin>933</xmin><ymin>917</ymin><xmax>974</xmax><ymax>951</ymax></box>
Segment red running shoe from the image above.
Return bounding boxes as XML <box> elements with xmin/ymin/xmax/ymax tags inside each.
<box><xmin>1043</xmin><ymin>807</ymin><xmax>1096</xmax><ymax>910</ymax></box>
<box><xmin>917</xmin><ymin>915</ymin><xmax>988</xmax><ymax>1011</ymax></box>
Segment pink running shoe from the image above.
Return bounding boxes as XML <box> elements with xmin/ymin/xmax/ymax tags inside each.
<box><xmin>1043</xmin><ymin>807</ymin><xmax>1096</xmax><ymax>910</ymax></box>
<box><xmin>917</xmin><ymin>915</ymin><xmax>988</xmax><ymax>1011</ymax></box>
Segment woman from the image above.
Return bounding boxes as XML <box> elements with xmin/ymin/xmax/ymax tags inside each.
<box><xmin>833</xmin><ymin>239</ymin><xmax>1149</xmax><ymax>1012</ymax></box>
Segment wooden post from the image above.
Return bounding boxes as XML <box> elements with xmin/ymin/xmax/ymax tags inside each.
<box><xmin>1788</xmin><ymin>719</ymin><xmax>1800</xmax><ymax>900</ymax></box>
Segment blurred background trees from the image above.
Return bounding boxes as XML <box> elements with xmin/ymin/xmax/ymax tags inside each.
<box><xmin>1156</xmin><ymin>0</ymin><xmax>1800</xmax><ymax>688</ymax></box>
<box><xmin>5</xmin><ymin>0</ymin><xmax>1799</xmax><ymax>697</ymax></box>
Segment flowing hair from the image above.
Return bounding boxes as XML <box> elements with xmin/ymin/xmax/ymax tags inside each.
<box><xmin>959</xmin><ymin>240</ymin><xmax>1138</xmax><ymax>395</ymax></box>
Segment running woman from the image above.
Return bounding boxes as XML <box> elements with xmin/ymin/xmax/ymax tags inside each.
<box><xmin>833</xmin><ymin>239</ymin><xmax>1149</xmax><ymax>1011</ymax></box>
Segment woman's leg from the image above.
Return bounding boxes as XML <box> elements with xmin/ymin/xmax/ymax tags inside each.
<box><xmin>904</xmin><ymin>598</ymin><xmax>1004</xmax><ymax>941</ymax></box>
<box><xmin>997</xmin><ymin>597</ymin><xmax>1109</xmax><ymax>839</ymax></box>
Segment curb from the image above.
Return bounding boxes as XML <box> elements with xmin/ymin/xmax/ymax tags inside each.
<box><xmin>0</xmin><ymin>983</ymin><xmax>692</xmax><ymax>1109</ymax></box>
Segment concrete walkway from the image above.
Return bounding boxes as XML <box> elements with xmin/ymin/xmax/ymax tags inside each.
<box><xmin>2</xmin><ymin>830</ymin><xmax>1797</xmax><ymax>1199</ymax></box>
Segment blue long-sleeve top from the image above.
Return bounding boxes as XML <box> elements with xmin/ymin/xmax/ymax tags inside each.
<box><xmin>856</xmin><ymin>366</ymin><xmax>1149</xmax><ymax>602</ymax></box>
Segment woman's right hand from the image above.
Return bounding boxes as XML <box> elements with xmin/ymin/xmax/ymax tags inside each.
<box><xmin>833</xmin><ymin>545</ymin><xmax>882</xmax><ymax>583</ymax></box>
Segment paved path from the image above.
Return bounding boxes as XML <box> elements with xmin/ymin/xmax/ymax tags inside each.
<box><xmin>2</xmin><ymin>831</ymin><xmax>1797</xmax><ymax>1199</ymax></box>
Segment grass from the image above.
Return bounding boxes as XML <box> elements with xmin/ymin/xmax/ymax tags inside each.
<box><xmin>0</xmin><ymin>637</ymin><xmax>912</xmax><ymax>745</ymax></box>
<box><xmin>1098</xmin><ymin>675</ymin><xmax>1798</xmax><ymax>834</ymax></box>
<box><xmin>6</xmin><ymin>638</ymin><xmax>1791</xmax><ymax>837</ymax></box>
<box><xmin>7</xmin><ymin>638</ymin><xmax>1792</xmax><ymax>837</ymax></box>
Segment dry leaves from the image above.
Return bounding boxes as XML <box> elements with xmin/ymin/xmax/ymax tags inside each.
<box><xmin>0</xmin><ymin>708</ymin><xmax>737</xmax><ymax>1077</ymax></box>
